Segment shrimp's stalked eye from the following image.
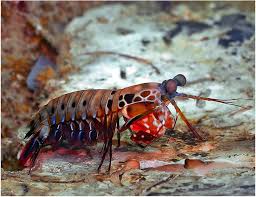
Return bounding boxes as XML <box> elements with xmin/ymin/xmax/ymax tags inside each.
<box><xmin>166</xmin><ymin>74</ymin><xmax>187</xmax><ymax>94</ymax></box>
<box><xmin>173</xmin><ymin>74</ymin><xmax>186</xmax><ymax>87</ymax></box>
<box><xmin>160</xmin><ymin>74</ymin><xmax>187</xmax><ymax>99</ymax></box>
<box><xmin>166</xmin><ymin>79</ymin><xmax>177</xmax><ymax>94</ymax></box>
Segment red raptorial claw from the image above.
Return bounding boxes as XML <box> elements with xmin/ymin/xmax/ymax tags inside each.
<box><xmin>129</xmin><ymin>106</ymin><xmax>174</xmax><ymax>144</ymax></box>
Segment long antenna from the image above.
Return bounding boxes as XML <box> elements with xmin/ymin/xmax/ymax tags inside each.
<box><xmin>178</xmin><ymin>93</ymin><xmax>251</xmax><ymax>109</ymax></box>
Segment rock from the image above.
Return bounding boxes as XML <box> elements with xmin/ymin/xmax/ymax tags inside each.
<box><xmin>26</xmin><ymin>55</ymin><xmax>56</xmax><ymax>91</ymax></box>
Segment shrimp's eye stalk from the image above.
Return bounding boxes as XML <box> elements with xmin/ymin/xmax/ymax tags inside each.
<box><xmin>166</xmin><ymin>79</ymin><xmax>177</xmax><ymax>94</ymax></box>
<box><xmin>173</xmin><ymin>74</ymin><xmax>186</xmax><ymax>87</ymax></box>
<box><xmin>161</xmin><ymin>74</ymin><xmax>187</xmax><ymax>99</ymax></box>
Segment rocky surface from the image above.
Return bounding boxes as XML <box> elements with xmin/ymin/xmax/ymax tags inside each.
<box><xmin>1</xmin><ymin>1</ymin><xmax>103</xmax><ymax>171</ymax></box>
<box><xmin>2</xmin><ymin>2</ymin><xmax>255</xmax><ymax>196</ymax></box>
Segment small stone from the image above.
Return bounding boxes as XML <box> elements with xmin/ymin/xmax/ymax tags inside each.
<box><xmin>116</xmin><ymin>27</ymin><xmax>134</xmax><ymax>35</ymax></box>
<box><xmin>141</xmin><ymin>38</ymin><xmax>151</xmax><ymax>46</ymax></box>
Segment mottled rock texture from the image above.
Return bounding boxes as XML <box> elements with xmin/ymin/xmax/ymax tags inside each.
<box><xmin>2</xmin><ymin>2</ymin><xmax>254</xmax><ymax>196</ymax></box>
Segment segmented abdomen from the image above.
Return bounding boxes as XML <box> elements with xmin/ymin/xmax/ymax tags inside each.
<box><xmin>19</xmin><ymin>89</ymin><xmax>120</xmax><ymax>166</ymax></box>
<box><xmin>44</xmin><ymin>89</ymin><xmax>119</xmax><ymax>141</ymax></box>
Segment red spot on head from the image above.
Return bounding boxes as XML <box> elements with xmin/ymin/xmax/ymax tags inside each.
<box><xmin>141</xmin><ymin>91</ymin><xmax>150</xmax><ymax>97</ymax></box>
<box><xmin>148</xmin><ymin>95</ymin><xmax>155</xmax><ymax>100</ymax></box>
